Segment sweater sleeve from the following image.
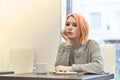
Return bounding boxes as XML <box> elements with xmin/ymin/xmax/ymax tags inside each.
<box><xmin>55</xmin><ymin>43</ymin><xmax>73</xmax><ymax>66</ymax></box>
<box><xmin>72</xmin><ymin>40</ymin><xmax>104</xmax><ymax>73</ymax></box>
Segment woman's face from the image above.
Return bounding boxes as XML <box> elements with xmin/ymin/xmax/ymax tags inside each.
<box><xmin>65</xmin><ymin>16</ymin><xmax>78</xmax><ymax>39</ymax></box>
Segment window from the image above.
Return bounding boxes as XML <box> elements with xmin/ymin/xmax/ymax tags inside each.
<box><xmin>90</xmin><ymin>12</ymin><xmax>101</xmax><ymax>30</ymax></box>
<box><xmin>61</xmin><ymin>0</ymin><xmax>120</xmax><ymax>42</ymax></box>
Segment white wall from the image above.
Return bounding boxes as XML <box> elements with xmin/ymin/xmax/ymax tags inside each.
<box><xmin>0</xmin><ymin>0</ymin><xmax>60</xmax><ymax>71</ymax></box>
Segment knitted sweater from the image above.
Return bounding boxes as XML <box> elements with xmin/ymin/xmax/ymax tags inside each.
<box><xmin>55</xmin><ymin>39</ymin><xmax>104</xmax><ymax>73</ymax></box>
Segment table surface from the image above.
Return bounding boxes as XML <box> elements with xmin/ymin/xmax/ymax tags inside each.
<box><xmin>0</xmin><ymin>72</ymin><xmax>114</xmax><ymax>80</ymax></box>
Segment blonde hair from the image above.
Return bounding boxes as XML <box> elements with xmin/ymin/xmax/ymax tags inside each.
<box><xmin>66</xmin><ymin>13</ymin><xmax>89</xmax><ymax>45</ymax></box>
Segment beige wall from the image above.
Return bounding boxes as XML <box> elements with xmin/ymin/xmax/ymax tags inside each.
<box><xmin>0</xmin><ymin>0</ymin><xmax>60</xmax><ymax>71</ymax></box>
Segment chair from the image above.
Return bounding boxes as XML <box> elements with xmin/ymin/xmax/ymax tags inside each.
<box><xmin>8</xmin><ymin>48</ymin><xmax>35</xmax><ymax>74</ymax></box>
<box><xmin>100</xmin><ymin>44</ymin><xmax>116</xmax><ymax>74</ymax></box>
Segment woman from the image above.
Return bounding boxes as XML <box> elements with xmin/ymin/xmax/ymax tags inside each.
<box><xmin>55</xmin><ymin>13</ymin><xmax>104</xmax><ymax>73</ymax></box>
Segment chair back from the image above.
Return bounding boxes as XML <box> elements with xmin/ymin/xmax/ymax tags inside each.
<box><xmin>8</xmin><ymin>48</ymin><xmax>35</xmax><ymax>74</ymax></box>
<box><xmin>100</xmin><ymin>44</ymin><xmax>115</xmax><ymax>74</ymax></box>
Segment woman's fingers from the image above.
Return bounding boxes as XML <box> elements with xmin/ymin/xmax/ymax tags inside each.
<box><xmin>55</xmin><ymin>65</ymin><xmax>72</xmax><ymax>72</ymax></box>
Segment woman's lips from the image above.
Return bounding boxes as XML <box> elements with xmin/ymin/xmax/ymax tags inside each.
<box><xmin>67</xmin><ymin>32</ymin><xmax>72</xmax><ymax>35</ymax></box>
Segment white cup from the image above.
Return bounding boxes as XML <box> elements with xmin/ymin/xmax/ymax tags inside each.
<box><xmin>35</xmin><ymin>63</ymin><xmax>48</xmax><ymax>74</ymax></box>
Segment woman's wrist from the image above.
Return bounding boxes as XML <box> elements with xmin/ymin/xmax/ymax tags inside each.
<box><xmin>65</xmin><ymin>40</ymin><xmax>72</xmax><ymax>45</ymax></box>
<box><xmin>68</xmin><ymin>66</ymin><xmax>73</xmax><ymax>71</ymax></box>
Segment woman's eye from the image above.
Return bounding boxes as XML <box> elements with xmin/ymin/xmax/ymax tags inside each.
<box><xmin>65</xmin><ymin>23</ymin><xmax>70</xmax><ymax>26</ymax></box>
<box><xmin>73</xmin><ymin>24</ymin><xmax>77</xmax><ymax>27</ymax></box>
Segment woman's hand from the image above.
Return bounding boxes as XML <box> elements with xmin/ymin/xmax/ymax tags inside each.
<box><xmin>55</xmin><ymin>65</ymin><xmax>72</xmax><ymax>72</ymax></box>
<box><xmin>60</xmin><ymin>29</ymin><xmax>71</xmax><ymax>45</ymax></box>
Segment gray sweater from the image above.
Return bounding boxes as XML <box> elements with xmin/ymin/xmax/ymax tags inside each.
<box><xmin>55</xmin><ymin>40</ymin><xmax>104</xmax><ymax>73</ymax></box>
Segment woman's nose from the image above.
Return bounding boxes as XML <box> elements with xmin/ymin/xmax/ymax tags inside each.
<box><xmin>68</xmin><ymin>25</ymin><xmax>72</xmax><ymax>30</ymax></box>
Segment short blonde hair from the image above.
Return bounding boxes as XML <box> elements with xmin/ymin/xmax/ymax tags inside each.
<box><xmin>66</xmin><ymin>13</ymin><xmax>89</xmax><ymax>45</ymax></box>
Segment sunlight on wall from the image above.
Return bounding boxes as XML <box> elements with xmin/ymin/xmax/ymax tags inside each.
<box><xmin>0</xmin><ymin>0</ymin><xmax>60</xmax><ymax>71</ymax></box>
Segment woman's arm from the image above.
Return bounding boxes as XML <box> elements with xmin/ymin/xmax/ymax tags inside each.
<box><xmin>55</xmin><ymin>43</ymin><xmax>73</xmax><ymax>66</ymax></box>
<box><xmin>72</xmin><ymin>40</ymin><xmax>104</xmax><ymax>73</ymax></box>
